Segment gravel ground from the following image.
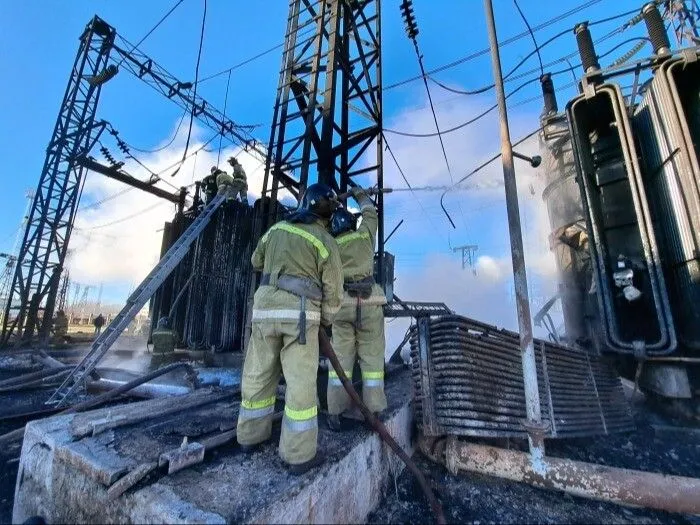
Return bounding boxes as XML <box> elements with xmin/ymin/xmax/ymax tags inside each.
<box><xmin>370</xmin><ymin>402</ymin><xmax>700</xmax><ymax>525</ymax></box>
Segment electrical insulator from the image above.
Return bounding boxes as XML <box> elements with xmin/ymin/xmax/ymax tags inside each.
<box><xmin>117</xmin><ymin>139</ymin><xmax>130</xmax><ymax>155</ymax></box>
<box><xmin>86</xmin><ymin>64</ymin><xmax>119</xmax><ymax>87</ymax></box>
<box><xmin>400</xmin><ymin>0</ymin><xmax>419</xmax><ymax>40</ymax></box>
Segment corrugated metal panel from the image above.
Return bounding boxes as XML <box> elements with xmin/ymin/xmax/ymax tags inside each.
<box><xmin>634</xmin><ymin>57</ymin><xmax>700</xmax><ymax>351</ymax></box>
<box><xmin>411</xmin><ymin>315</ymin><xmax>634</xmax><ymax>439</ymax></box>
<box><xmin>152</xmin><ymin>199</ymin><xmax>283</xmax><ymax>352</ymax></box>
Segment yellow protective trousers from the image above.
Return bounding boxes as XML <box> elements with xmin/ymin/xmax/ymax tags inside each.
<box><xmin>327</xmin><ymin>301</ymin><xmax>387</xmax><ymax>415</ymax></box>
<box><xmin>237</xmin><ymin>320</ymin><xmax>320</xmax><ymax>465</ymax></box>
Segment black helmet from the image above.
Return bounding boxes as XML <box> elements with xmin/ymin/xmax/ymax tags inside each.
<box><xmin>157</xmin><ymin>316</ymin><xmax>170</xmax><ymax>329</ymax></box>
<box><xmin>329</xmin><ymin>207</ymin><xmax>357</xmax><ymax>237</ymax></box>
<box><xmin>299</xmin><ymin>183</ymin><xmax>339</xmax><ymax>219</ymax></box>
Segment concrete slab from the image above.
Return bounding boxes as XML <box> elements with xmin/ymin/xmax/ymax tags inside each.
<box><xmin>13</xmin><ymin>369</ymin><xmax>412</xmax><ymax>524</ymax></box>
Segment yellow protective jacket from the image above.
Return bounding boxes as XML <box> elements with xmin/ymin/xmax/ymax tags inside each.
<box><xmin>233</xmin><ymin>164</ymin><xmax>247</xmax><ymax>184</ymax></box>
<box><xmin>335</xmin><ymin>196</ymin><xmax>387</xmax><ymax>306</ymax></box>
<box><xmin>216</xmin><ymin>171</ymin><xmax>234</xmax><ymax>187</ymax></box>
<box><xmin>251</xmin><ymin>219</ymin><xmax>343</xmax><ymax>326</ymax></box>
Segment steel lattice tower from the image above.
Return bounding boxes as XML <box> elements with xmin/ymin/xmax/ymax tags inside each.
<box><xmin>664</xmin><ymin>0</ymin><xmax>700</xmax><ymax>45</ymax></box>
<box><xmin>1</xmin><ymin>17</ymin><xmax>115</xmax><ymax>345</ymax></box>
<box><xmin>262</xmin><ymin>0</ymin><xmax>385</xmax><ymax>259</ymax></box>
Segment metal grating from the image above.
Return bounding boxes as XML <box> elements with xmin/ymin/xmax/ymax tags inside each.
<box><xmin>411</xmin><ymin>315</ymin><xmax>634</xmax><ymax>439</ymax></box>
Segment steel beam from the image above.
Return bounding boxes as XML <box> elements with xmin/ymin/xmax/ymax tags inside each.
<box><xmin>1</xmin><ymin>17</ymin><xmax>115</xmax><ymax>345</ymax></box>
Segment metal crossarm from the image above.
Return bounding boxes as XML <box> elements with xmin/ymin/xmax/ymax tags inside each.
<box><xmin>47</xmin><ymin>192</ymin><xmax>228</xmax><ymax>407</ymax></box>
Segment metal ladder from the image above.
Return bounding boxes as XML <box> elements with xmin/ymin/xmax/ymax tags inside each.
<box><xmin>47</xmin><ymin>192</ymin><xmax>228</xmax><ymax>407</ymax></box>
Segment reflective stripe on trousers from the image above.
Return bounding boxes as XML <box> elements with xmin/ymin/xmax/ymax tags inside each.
<box><xmin>328</xmin><ymin>369</ymin><xmax>352</xmax><ymax>387</ymax></box>
<box><xmin>239</xmin><ymin>395</ymin><xmax>276</xmax><ymax>420</ymax></box>
<box><xmin>283</xmin><ymin>404</ymin><xmax>318</xmax><ymax>432</ymax></box>
<box><xmin>362</xmin><ymin>370</ymin><xmax>384</xmax><ymax>388</ymax></box>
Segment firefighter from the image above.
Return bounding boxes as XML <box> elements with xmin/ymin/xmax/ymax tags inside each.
<box><xmin>227</xmin><ymin>156</ymin><xmax>248</xmax><ymax>203</ymax></box>
<box><xmin>201</xmin><ymin>167</ymin><xmax>219</xmax><ymax>204</ymax></box>
<box><xmin>53</xmin><ymin>310</ymin><xmax>69</xmax><ymax>338</ymax></box>
<box><xmin>326</xmin><ymin>187</ymin><xmax>387</xmax><ymax>431</ymax></box>
<box><xmin>236</xmin><ymin>183</ymin><xmax>343</xmax><ymax>475</ymax></box>
<box><xmin>93</xmin><ymin>313</ymin><xmax>105</xmax><ymax>335</ymax></box>
<box><xmin>151</xmin><ymin>316</ymin><xmax>177</xmax><ymax>354</ymax></box>
<box><xmin>215</xmin><ymin>168</ymin><xmax>235</xmax><ymax>201</ymax></box>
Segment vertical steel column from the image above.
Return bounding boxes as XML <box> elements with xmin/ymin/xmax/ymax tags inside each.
<box><xmin>483</xmin><ymin>0</ymin><xmax>545</xmax><ymax>461</ymax></box>
<box><xmin>1</xmin><ymin>17</ymin><xmax>115</xmax><ymax>346</ymax></box>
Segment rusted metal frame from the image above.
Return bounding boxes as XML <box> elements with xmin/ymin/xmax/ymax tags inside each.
<box><xmin>425</xmin><ymin>437</ymin><xmax>700</xmax><ymax>516</ymax></box>
<box><xmin>266</xmin><ymin>0</ymin><xmax>304</xmax><ymax>206</ymax></box>
<box><xmin>317</xmin><ymin>0</ymin><xmax>342</xmax><ymax>184</ymax></box>
<box><xmin>298</xmin><ymin>0</ymin><xmax>330</xmax><ymax>190</ymax></box>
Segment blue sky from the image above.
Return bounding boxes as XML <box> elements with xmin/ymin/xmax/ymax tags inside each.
<box><xmin>0</xmin><ymin>0</ymin><xmax>657</xmax><ymax>340</ymax></box>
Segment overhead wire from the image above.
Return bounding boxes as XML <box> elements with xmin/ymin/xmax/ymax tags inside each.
<box><xmin>386</xmin><ymin>2</ymin><xmax>650</xmax><ymax>94</ymax></box>
<box><xmin>386</xmin><ymin>10</ymin><xmax>653</xmax><ymax>140</ymax></box>
<box><xmin>78</xmin><ymin>202</ymin><xmax>169</xmax><ymax>231</ymax></box>
<box><xmin>440</xmin><ymin>128</ymin><xmax>542</xmax><ymax>228</ymax></box>
<box><xmin>513</xmin><ymin>0</ymin><xmax>544</xmax><ymax>76</ymax></box>
<box><xmin>171</xmin><ymin>0</ymin><xmax>207</xmax><ymax>178</ymax></box>
<box><xmin>194</xmin><ymin>0</ymin><xmax>322</xmax><ymax>85</ymax></box>
<box><xmin>115</xmin><ymin>0</ymin><xmax>187</xmax><ymax>69</ymax></box>
<box><xmin>217</xmin><ymin>70</ymin><xmax>233</xmax><ymax>166</ymax></box>
<box><xmin>120</xmin><ymin>109</ymin><xmax>188</xmax><ymax>154</ymax></box>
<box><xmin>383</xmin><ymin>0</ymin><xmax>602</xmax><ymax>92</ymax></box>
<box><xmin>382</xmin><ymin>133</ymin><xmax>449</xmax><ymax>243</ymax></box>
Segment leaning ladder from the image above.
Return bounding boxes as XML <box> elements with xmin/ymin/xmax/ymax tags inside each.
<box><xmin>47</xmin><ymin>192</ymin><xmax>228</xmax><ymax>407</ymax></box>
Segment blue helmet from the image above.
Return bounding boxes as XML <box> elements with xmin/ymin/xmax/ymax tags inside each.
<box><xmin>329</xmin><ymin>207</ymin><xmax>357</xmax><ymax>237</ymax></box>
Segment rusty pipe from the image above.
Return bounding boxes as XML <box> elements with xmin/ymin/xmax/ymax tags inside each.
<box><xmin>318</xmin><ymin>330</ymin><xmax>446</xmax><ymax>525</ymax></box>
<box><xmin>420</xmin><ymin>436</ymin><xmax>700</xmax><ymax>515</ymax></box>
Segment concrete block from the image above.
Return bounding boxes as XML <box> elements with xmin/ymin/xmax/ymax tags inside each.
<box><xmin>13</xmin><ymin>369</ymin><xmax>413</xmax><ymax>524</ymax></box>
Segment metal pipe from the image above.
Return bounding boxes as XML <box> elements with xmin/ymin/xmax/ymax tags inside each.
<box><xmin>483</xmin><ymin>0</ymin><xmax>545</xmax><ymax>462</ymax></box>
<box><xmin>318</xmin><ymin>329</ymin><xmax>447</xmax><ymax>525</ymax></box>
<box><xmin>86</xmin><ymin>378</ymin><xmax>192</xmax><ymax>398</ymax></box>
<box><xmin>0</xmin><ymin>363</ymin><xmax>198</xmax><ymax>446</ymax></box>
<box><xmin>420</xmin><ymin>436</ymin><xmax>700</xmax><ymax>516</ymax></box>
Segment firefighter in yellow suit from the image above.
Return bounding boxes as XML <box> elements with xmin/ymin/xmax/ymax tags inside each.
<box><xmin>326</xmin><ymin>187</ymin><xmax>387</xmax><ymax>431</ymax></box>
<box><xmin>236</xmin><ymin>183</ymin><xmax>343</xmax><ymax>475</ymax></box>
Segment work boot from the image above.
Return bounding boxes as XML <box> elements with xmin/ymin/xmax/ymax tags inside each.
<box><xmin>237</xmin><ymin>438</ymin><xmax>270</xmax><ymax>454</ymax></box>
<box><xmin>285</xmin><ymin>453</ymin><xmax>325</xmax><ymax>476</ymax></box>
<box><xmin>327</xmin><ymin>414</ymin><xmax>342</xmax><ymax>432</ymax></box>
<box><xmin>341</xmin><ymin>406</ymin><xmax>365</xmax><ymax>422</ymax></box>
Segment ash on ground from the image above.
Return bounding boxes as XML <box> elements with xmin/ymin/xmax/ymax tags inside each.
<box><xmin>370</xmin><ymin>403</ymin><xmax>700</xmax><ymax>525</ymax></box>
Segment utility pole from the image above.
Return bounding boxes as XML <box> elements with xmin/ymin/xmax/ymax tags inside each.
<box><xmin>483</xmin><ymin>0</ymin><xmax>545</xmax><ymax>463</ymax></box>
<box><xmin>452</xmin><ymin>244</ymin><xmax>478</xmax><ymax>273</ymax></box>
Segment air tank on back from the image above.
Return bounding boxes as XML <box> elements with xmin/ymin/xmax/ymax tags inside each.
<box><xmin>537</xmin><ymin>74</ymin><xmax>590</xmax><ymax>345</ymax></box>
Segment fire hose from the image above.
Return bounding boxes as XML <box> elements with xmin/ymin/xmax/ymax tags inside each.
<box><xmin>318</xmin><ymin>330</ymin><xmax>446</xmax><ymax>525</ymax></box>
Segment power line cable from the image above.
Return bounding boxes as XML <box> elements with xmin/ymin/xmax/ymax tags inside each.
<box><xmin>217</xmin><ymin>70</ymin><xmax>232</xmax><ymax>166</ymax></box>
<box><xmin>195</xmin><ymin>0</ymin><xmax>322</xmax><ymax>85</ymax></box>
<box><xmin>440</xmin><ymin>128</ymin><xmax>542</xmax><ymax>228</ymax></box>
<box><xmin>79</xmin><ymin>202</ymin><xmax>168</xmax><ymax>231</ymax></box>
<box><xmin>382</xmin><ymin>133</ymin><xmax>448</xmax><ymax>241</ymax></box>
<box><xmin>170</xmin><ymin>0</ymin><xmax>207</xmax><ymax>178</ymax></box>
<box><xmin>115</xmin><ymin>0</ymin><xmax>187</xmax><ymax>68</ymax></box>
<box><xmin>121</xmin><ymin>109</ymin><xmax>188</xmax><ymax>154</ymax></box>
<box><xmin>383</xmin><ymin>0</ymin><xmax>602</xmax><ymax>92</ymax></box>
<box><xmin>385</xmin><ymin>2</ymin><xmax>649</xmax><ymax>93</ymax></box>
<box><xmin>514</xmin><ymin>0</ymin><xmax>544</xmax><ymax>76</ymax></box>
